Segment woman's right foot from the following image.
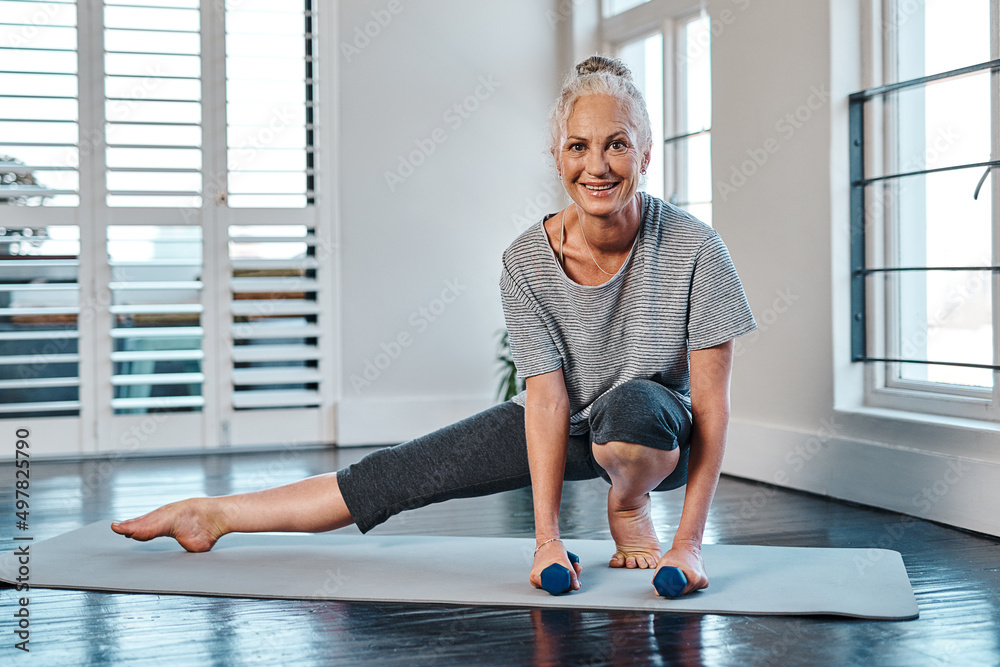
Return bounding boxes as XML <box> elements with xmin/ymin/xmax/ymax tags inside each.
<box><xmin>607</xmin><ymin>489</ymin><xmax>662</xmax><ymax>569</ymax></box>
<box><xmin>111</xmin><ymin>498</ymin><xmax>228</xmax><ymax>553</ymax></box>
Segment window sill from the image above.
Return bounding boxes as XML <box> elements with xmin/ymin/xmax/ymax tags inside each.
<box><xmin>833</xmin><ymin>403</ymin><xmax>1000</xmax><ymax>465</ymax></box>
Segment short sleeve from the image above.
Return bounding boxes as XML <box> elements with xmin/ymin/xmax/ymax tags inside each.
<box><xmin>687</xmin><ymin>232</ymin><xmax>757</xmax><ymax>350</ymax></box>
<box><xmin>499</xmin><ymin>268</ymin><xmax>563</xmax><ymax>379</ymax></box>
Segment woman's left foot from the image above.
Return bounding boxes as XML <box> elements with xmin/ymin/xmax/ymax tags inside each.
<box><xmin>607</xmin><ymin>489</ymin><xmax>661</xmax><ymax>568</ymax></box>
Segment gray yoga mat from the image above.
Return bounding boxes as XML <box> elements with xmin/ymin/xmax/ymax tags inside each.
<box><xmin>0</xmin><ymin>521</ymin><xmax>918</xmax><ymax>620</ymax></box>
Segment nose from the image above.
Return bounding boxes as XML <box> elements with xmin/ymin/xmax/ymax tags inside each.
<box><xmin>584</xmin><ymin>147</ymin><xmax>609</xmax><ymax>177</ymax></box>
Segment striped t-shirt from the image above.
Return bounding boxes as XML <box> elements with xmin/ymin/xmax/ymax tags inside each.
<box><xmin>499</xmin><ymin>192</ymin><xmax>756</xmax><ymax>435</ymax></box>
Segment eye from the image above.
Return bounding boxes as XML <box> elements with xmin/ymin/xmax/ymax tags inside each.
<box><xmin>609</xmin><ymin>139</ymin><xmax>628</xmax><ymax>151</ymax></box>
<box><xmin>568</xmin><ymin>142</ymin><xmax>586</xmax><ymax>152</ymax></box>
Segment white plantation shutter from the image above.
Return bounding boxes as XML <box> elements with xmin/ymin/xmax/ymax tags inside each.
<box><xmin>229</xmin><ymin>225</ymin><xmax>322</xmax><ymax>410</ymax></box>
<box><xmin>107</xmin><ymin>225</ymin><xmax>204</xmax><ymax>413</ymax></box>
<box><xmin>0</xmin><ymin>1</ymin><xmax>83</xmax><ymax>448</ymax></box>
<box><xmin>0</xmin><ymin>0</ymin><xmax>334</xmax><ymax>453</ymax></box>
<box><xmin>224</xmin><ymin>0</ymin><xmax>314</xmax><ymax>208</ymax></box>
<box><xmin>216</xmin><ymin>0</ymin><xmax>333</xmax><ymax>447</ymax></box>
<box><xmin>0</xmin><ymin>0</ymin><xmax>80</xmax><ymax>206</ymax></box>
<box><xmin>0</xmin><ymin>227</ymin><xmax>81</xmax><ymax>417</ymax></box>
<box><xmin>103</xmin><ymin>0</ymin><xmax>202</xmax><ymax>208</ymax></box>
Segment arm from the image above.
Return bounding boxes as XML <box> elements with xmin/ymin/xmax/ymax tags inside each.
<box><xmin>524</xmin><ymin>368</ymin><xmax>581</xmax><ymax>589</ymax></box>
<box><xmin>656</xmin><ymin>339</ymin><xmax>734</xmax><ymax>593</ymax></box>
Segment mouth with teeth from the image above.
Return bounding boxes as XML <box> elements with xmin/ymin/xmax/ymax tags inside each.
<box><xmin>582</xmin><ymin>182</ymin><xmax>620</xmax><ymax>195</ymax></box>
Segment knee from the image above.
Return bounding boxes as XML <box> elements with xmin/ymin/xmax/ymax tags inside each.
<box><xmin>592</xmin><ymin>439</ymin><xmax>679</xmax><ymax>472</ymax></box>
<box><xmin>589</xmin><ymin>380</ymin><xmax>689</xmax><ymax>444</ymax></box>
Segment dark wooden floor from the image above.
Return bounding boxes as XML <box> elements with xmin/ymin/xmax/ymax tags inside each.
<box><xmin>2</xmin><ymin>446</ymin><xmax>999</xmax><ymax>666</ymax></box>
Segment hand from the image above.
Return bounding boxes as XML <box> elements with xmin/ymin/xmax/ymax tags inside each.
<box><xmin>529</xmin><ymin>539</ymin><xmax>582</xmax><ymax>591</ymax></box>
<box><xmin>653</xmin><ymin>540</ymin><xmax>708</xmax><ymax>596</ymax></box>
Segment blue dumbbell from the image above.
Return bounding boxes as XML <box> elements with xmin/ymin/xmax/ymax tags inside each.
<box><xmin>539</xmin><ymin>551</ymin><xmax>580</xmax><ymax>595</ymax></box>
<box><xmin>653</xmin><ymin>566</ymin><xmax>687</xmax><ymax>598</ymax></box>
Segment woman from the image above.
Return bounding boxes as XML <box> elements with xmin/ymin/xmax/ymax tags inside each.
<box><xmin>112</xmin><ymin>56</ymin><xmax>756</xmax><ymax>597</ymax></box>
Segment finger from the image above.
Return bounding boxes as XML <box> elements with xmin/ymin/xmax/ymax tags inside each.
<box><xmin>569</xmin><ymin>560</ymin><xmax>581</xmax><ymax>590</ymax></box>
<box><xmin>682</xmin><ymin>574</ymin><xmax>708</xmax><ymax>596</ymax></box>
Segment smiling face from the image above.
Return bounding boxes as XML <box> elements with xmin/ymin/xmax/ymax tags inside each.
<box><xmin>556</xmin><ymin>94</ymin><xmax>650</xmax><ymax>220</ymax></box>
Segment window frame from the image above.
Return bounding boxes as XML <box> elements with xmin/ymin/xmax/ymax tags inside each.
<box><xmin>856</xmin><ymin>0</ymin><xmax>1000</xmax><ymax>421</ymax></box>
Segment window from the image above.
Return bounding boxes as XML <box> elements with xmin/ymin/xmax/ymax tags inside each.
<box><xmin>0</xmin><ymin>0</ymin><xmax>332</xmax><ymax>451</ymax></box>
<box><xmin>852</xmin><ymin>0</ymin><xmax>999</xmax><ymax>420</ymax></box>
<box><xmin>606</xmin><ymin>3</ymin><xmax>713</xmax><ymax>224</ymax></box>
<box><xmin>603</xmin><ymin>0</ymin><xmax>653</xmax><ymax>18</ymax></box>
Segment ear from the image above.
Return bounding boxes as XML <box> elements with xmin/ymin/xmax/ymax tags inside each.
<box><xmin>552</xmin><ymin>146</ymin><xmax>563</xmax><ymax>176</ymax></box>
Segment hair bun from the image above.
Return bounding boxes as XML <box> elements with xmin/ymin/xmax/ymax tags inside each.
<box><xmin>575</xmin><ymin>55</ymin><xmax>633</xmax><ymax>81</ymax></box>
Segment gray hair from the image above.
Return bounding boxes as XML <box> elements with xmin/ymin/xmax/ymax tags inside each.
<box><xmin>548</xmin><ymin>55</ymin><xmax>653</xmax><ymax>161</ymax></box>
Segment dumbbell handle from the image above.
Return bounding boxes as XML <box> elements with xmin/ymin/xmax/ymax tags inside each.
<box><xmin>653</xmin><ymin>566</ymin><xmax>688</xmax><ymax>598</ymax></box>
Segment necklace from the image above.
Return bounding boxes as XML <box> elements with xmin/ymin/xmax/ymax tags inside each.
<box><xmin>576</xmin><ymin>194</ymin><xmax>640</xmax><ymax>277</ymax></box>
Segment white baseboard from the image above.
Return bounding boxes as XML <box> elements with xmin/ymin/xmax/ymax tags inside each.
<box><xmin>336</xmin><ymin>394</ymin><xmax>496</xmax><ymax>447</ymax></box>
<box><xmin>724</xmin><ymin>420</ymin><xmax>1000</xmax><ymax>538</ymax></box>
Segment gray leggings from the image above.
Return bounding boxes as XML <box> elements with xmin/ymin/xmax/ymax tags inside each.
<box><xmin>337</xmin><ymin>379</ymin><xmax>692</xmax><ymax>533</ymax></box>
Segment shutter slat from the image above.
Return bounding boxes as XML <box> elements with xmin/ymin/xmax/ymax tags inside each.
<box><xmin>231</xmin><ymin>344</ymin><xmax>319</xmax><ymax>362</ymax></box>
<box><xmin>232</xmin><ymin>367</ymin><xmax>322</xmax><ymax>385</ymax></box>
<box><xmin>111</xmin><ymin>326</ymin><xmax>203</xmax><ymax>338</ymax></box>
<box><xmin>231</xmin><ymin>277</ymin><xmax>319</xmax><ymax>293</ymax></box>
<box><xmin>0</xmin><ymin>401</ymin><xmax>81</xmax><ymax>414</ymax></box>
<box><xmin>230</xmin><ymin>299</ymin><xmax>319</xmax><ymax>316</ymax></box>
<box><xmin>0</xmin><ymin>377</ymin><xmax>80</xmax><ymax>389</ymax></box>
<box><xmin>111</xmin><ymin>372</ymin><xmax>205</xmax><ymax>386</ymax></box>
<box><xmin>231</xmin><ymin>258</ymin><xmax>320</xmax><ymax>271</ymax></box>
<box><xmin>230</xmin><ymin>323</ymin><xmax>320</xmax><ymax>339</ymax></box>
<box><xmin>112</xmin><ymin>395</ymin><xmax>205</xmax><ymax>410</ymax></box>
<box><xmin>109</xmin><ymin>281</ymin><xmax>203</xmax><ymax>290</ymax></box>
<box><xmin>232</xmin><ymin>389</ymin><xmax>321</xmax><ymax>409</ymax></box>
<box><xmin>111</xmin><ymin>349</ymin><xmax>204</xmax><ymax>362</ymax></box>
<box><xmin>0</xmin><ymin>330</ymin><xmax>78</xmax><ymax>341</ymax></box>
<box><xmin>0</xmin><ymin>354</ymin><xmax>80</xmax><ymax>365</ymax></box>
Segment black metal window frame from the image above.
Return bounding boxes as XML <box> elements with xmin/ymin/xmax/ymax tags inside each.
<box><xmin>849</xmin><ymin>57</ymin><xmax>1000</xmax><ymax>372</ymax></box>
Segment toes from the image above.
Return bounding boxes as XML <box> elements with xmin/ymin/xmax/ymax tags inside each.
<box><xmin>611</xmin><ymin>552</ymin><xmax>660</xmax><ymax>568</ymax></box>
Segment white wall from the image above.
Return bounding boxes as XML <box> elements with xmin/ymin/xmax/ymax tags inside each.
<box><xmin>709</xmin><ymin>0</ymin><xmax>1000</xmax><ymax>537</ymax></box>
<box><xmin>335</xmin><ymin>1</ymin><xmax>565</xmax><ymax>444</ymax></box>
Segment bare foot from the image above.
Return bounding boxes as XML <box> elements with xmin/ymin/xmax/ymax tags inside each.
<box><xmin>110</xmin><ymin>498</ymin><xmax>228</xmax><ymax>553</ymax></box>
<box><xmin>607</xmin><ymin>489</ymin><xmax>661</xmax><ymax>569</ymax></box>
